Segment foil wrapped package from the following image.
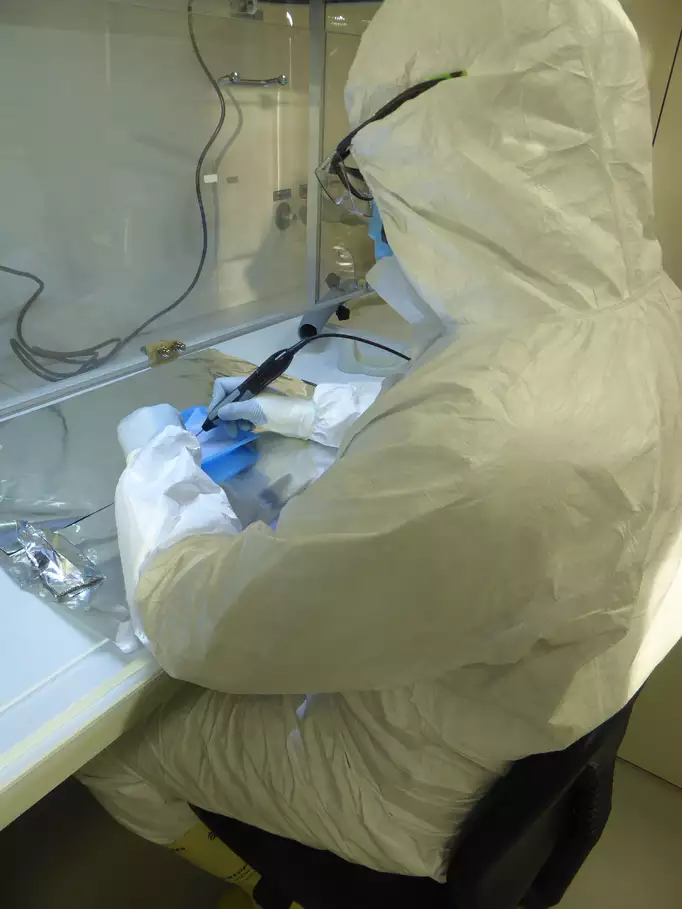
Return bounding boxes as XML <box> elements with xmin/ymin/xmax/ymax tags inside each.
<box><xmin>13</xmin><ymin>520</ymin><xmax>105</xmax><ymax>600</ymax></box>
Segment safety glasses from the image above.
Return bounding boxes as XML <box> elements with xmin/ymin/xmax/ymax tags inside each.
<box><xmin>316</xmin><ymin>152</ymin><xmax>373</xmax><ymax>218</ymax></box>
<box><xmin>315</xmin><ymin>70</ymin><xmax>466</xmax><ymax>218</ymax></box>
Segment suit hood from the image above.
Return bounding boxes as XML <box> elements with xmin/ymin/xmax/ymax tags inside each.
<box><xmin>346</xmin><ymin>0</ymin><xmax>661</xmax><ymax>327</ymax></box>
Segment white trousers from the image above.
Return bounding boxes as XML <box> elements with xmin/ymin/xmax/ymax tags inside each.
<box><xmin>80</xmin><ymin>684</ymin><xmax>493</xmax><ymax>879</ymax></box>
<box><xmin>80</xmin><ymin>685</ymin><xmax>332</xmax><ymax>848</ymax></box>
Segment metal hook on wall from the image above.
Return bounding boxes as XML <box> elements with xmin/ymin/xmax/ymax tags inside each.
<box><xmin>219</xmin><ymin>71</ymin><xmax>288</xmax><ymax>88</ymax></box>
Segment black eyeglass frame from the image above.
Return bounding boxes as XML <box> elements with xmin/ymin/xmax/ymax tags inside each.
<box><xmin>323</xmin><ymin>70</ymin><xmax>467</xmax><ymax>203</ymax></box>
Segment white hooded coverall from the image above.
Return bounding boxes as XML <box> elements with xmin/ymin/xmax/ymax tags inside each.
<box><xmin>82</xmin><ymin>0</ymin><xmax>682</xmax><ymax>881</ymax></box>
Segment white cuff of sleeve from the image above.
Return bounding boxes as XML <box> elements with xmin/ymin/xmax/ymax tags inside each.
<box><xmin>309</xmin><ymin>382</ymin><xmax>382</xmax><ymax>448</ymax></box>
<box><xmin>262</xmin><ymin>397</ymin><xmax>317</xmax><ymax>440</ymax></box>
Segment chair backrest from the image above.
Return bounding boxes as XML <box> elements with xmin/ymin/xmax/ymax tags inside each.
<box><xmin>446</xmin><ymin>699</ymin><xmax>636</xmax><ymax>909</ymax></box>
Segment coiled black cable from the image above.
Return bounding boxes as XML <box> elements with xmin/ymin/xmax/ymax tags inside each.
<box><xmin>2</xmin><ymin>0</ymin><xmax>225</xmax><ymax>382</ymax></box>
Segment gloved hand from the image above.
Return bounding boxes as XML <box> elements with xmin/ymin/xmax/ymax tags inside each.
<box><xmin>117</xmin><ymin>404</ymin><xmax>184</xmax><ymax>460</ymax></box>
<box><xmin>209</xmin><ymin>377</ymin><xmax>316</xmax><ymax>441</ymax></box>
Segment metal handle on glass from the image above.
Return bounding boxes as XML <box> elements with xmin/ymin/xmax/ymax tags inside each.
<box><xmin>220</xmin><ymin>71</ymin><xmax>288</xmax><ymax>87</ymax></box>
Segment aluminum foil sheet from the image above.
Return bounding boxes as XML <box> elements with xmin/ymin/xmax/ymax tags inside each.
<box><xmin>12</xmin><ymin>520</ymin><xmax>105</xmax><ymax>600</ymax></box>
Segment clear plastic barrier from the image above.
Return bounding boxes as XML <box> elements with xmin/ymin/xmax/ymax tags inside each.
<box><xmin>0</xmin><ymin>0</ymin><xmax>315</xmax><ymax>416</ymax></box>
<box><xmin>0</xmin><ymin>1</ymin><xmax>384</xmax><ymax>421</ymax></box>
<box><xmin>318</xmin><ymin>3</ymin><xmax>380</xmax><ymax>299</ymax></box>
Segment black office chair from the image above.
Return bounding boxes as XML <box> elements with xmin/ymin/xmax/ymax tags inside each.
<box><xmin>194</xmin><ymin>699</ymin><xmax>635</xmax><ymax>909</ymax></box>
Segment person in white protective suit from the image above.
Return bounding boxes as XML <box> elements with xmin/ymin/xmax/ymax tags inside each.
<box><xmin>81</xmin><ymin>0</ymin><xmax>682</xmax><ymax>902</ymax></box>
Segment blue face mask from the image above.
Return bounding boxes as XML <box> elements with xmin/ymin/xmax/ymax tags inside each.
<box><xmin>369</xmin><ymin>202</ymin><xmax>393</xmax><ymax>261</ymax></box>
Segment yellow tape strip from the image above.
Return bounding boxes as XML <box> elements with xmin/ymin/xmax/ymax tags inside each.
<box><xmin>0</xmin><ymin>656</ymin><xmax>151</xmax><ymax>769</ymax></box>
<box><xmin>0</xmin><ymin>641</ymin><xmax>107</xmax><ymax>718</ymax></box>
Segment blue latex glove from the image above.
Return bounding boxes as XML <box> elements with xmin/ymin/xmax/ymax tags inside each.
<box><xmin>368</xmin><ymin>201</ymin><xmax>393</xmax><ymax>260</ymax></box>
<box><xmin>182</xmin><ymin>406</ymin><xmax>258</xmax><ymax>482</ymax></box>
<box><xmin>209</xmin><ymin>377</ymin><xmax>316</xmax><ymax>440</ymax></box>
